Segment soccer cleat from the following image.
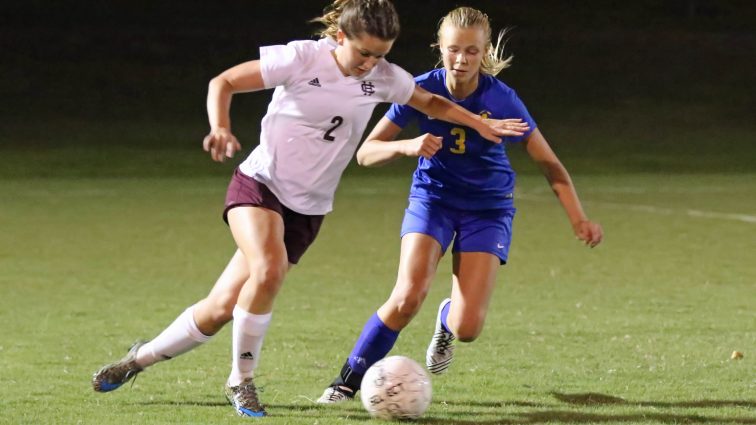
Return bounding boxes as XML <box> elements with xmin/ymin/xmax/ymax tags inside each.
<box><xmin>425</xmin><ymin>298</ymin><xmax>456</xmax><ymax>374</ymax></box>
<box><xmin>225</xmin><ymin>378</ymin><xmax>267</xmax><ymax>417</ymax></box>
<box><xmin>316</xmin><ymin>385</ymin><xmax>355</xmax><ymax>404</ymax></box>
<box><xmin>92</xmin><ymin>340</ymin><xmax>147</xmax><ymax>392</ymax></box>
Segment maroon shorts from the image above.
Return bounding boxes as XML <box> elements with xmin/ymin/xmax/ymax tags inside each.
<box><xmin>223</xmin><ymin>168</ymin><xmax>324</xmax><ymax>264</ymax></box>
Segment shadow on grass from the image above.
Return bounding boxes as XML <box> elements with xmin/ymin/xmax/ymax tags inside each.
<box><xmin>552</xmin><ymin>391</ymin><xmax>756</xmax><ymax>409</ymax></box>
<box><xmin>134</xmin><ymin>399</ymin><xmax>374</xmax><ymax>417</ymax></box>
<box><xmin>440</xmin><ymin>399</ymin><xmax>556</xmax><ymax>408</ymax></box>
<box><xmin>133</xmin><ymin>396</ymin><xmax>756</xmax><ymax>424</ymax></box>
<box><xmin>510</xmin><ymin>410</ymin><xmax>756</xmax><ymax>424</ymax></box>
<box><xmin>273</xmin><ymin>399</ymin><xmax>756</xmax><ymax>425</ymax></box>
<box><xmin>412</xmin><ymin>411</ymin><xmax>756</xmax><ymax>424</ymax></box>
<box><xmin>134</xmin><ymin>400</ymin><xmax>228</xmax><ymax>407</ymax></box>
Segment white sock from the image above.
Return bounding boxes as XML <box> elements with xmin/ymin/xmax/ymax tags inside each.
<box><xmin>228</xmin><ymin>305</ymin><xmax>272</xmax><ymax>386</ymax></box>
<box><xmin>135</xmin><ymin>305</ymin><xmax>211</xmax><ymax>368</ymax></box>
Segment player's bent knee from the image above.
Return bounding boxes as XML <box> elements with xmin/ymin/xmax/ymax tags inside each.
<box><xmin>249</xmin><ymin>261</ymin><xmax>288</xmax><ymax>292</ymax></box>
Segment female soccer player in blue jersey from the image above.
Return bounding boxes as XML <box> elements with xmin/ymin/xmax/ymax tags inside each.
<box><xmin>318</xmin><ymin>6</ymin><xmax>603</xmax><ymax>402</ymax></box>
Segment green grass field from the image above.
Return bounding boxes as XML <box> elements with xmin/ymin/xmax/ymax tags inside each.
<box><xmin>3</xmin><ymin>4</ymin><xmax>756</xmax><ymax>422</ymax></box>
<box><xmin>1</xmin><ymin>168</ymin><xmax>754</xmax><ymax>424</ymax></box>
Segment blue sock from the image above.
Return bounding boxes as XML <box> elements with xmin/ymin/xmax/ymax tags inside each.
<box><xmin>347</xmin><ymin>313</ymin><xmax>400</xmax><ymax>375</ymax></box>
<box><xmin>440</xmin><ymin>300</ymin><xmax>452</xmax><ymax>333</ymax></box>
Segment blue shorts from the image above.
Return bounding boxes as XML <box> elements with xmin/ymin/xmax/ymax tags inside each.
<box><xmin>400</xmin><ymin>200</ymin><xmax>515</xmax><ymax>264</ymax></box>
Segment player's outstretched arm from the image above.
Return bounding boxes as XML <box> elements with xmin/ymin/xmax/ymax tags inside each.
<box><xmin>406</xmin><ymin>86</ymin><xmax>528</xmax><ymax>143</ymax></box>
<box><xmin>203</xmin><ymin>60</ymin><xmax>266</xmax><ymax>162</ymax></box>
<box><xmin>525</xmin><ymin>128</ymin><xmax>603</xmax><ymax>247</ymax></box>
<box><xmin>356</xmin><ymin>117</ymin><xmax>443</xmax><ymax>167</ymax></box>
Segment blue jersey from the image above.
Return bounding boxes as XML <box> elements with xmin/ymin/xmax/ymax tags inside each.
<box><xmin>386</xmin><ymin>68</ymin><xmax>536</xmax><ymax>211</ymax></box>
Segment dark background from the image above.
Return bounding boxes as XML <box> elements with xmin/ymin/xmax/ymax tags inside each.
<box><xmin>2</xmin><ymin>0</ymin><xmax>755</xmax><ymax>177</ymax></box>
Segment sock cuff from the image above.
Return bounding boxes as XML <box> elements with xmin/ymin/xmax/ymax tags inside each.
<box><xmin>183</xmin><ymin>305</ymin><xmax>212</xmax><ymax>343</ymax></box>
<box><xmin>440</xmin><ymin>300</ymin><xmax>452</xmax><ymax>335</ymax></box>
<box><xmin>369</xmin><ymin>312</ymin><xmax>399</xmax><ymax>337</ymax></box>
<box><xmin>233</xmin><ymin>305</ymin><xmax>272</xmax><ymax>335</ymax></box>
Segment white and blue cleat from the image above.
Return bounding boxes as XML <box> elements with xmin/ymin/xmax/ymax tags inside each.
<box><xmin>92</xmin><ymin>341</ymin><xmax>147</xmax><ymax>392</ymax></box>
<box><xmin>426</xmin><ymin>298</ymin><xmax>456</xmax><ymax>374</ymax></box>
<box><xmin>225</xmin><ymin>378</ymin><xmax>267</xmax><ymax>417</ymax></box>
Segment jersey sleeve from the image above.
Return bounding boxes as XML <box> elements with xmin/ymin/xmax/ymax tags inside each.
<box><xmin>504</xmin><ymin>90</ymin><xmax>538</xmax><ymax>144</ymax></box>
<box><xmin>385</xmin><ymin>101</ymin><xmax>420</xmax><ymax>128</ymax></box>
<box><xmin>259</xmin><ymin>41</ymin><xmax>308</xmax><ymax>89</ymax></box>
<box><xmin>384</xmin><ymin>64</ymin><xmax>416</xmax><ymax>106</ymax></box>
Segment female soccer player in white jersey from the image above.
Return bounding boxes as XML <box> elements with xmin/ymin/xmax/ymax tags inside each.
<box><xmin>317</xmin><ymin>6</ymin><xmax>603</xmax><ymax>403</ymax></box>
<box><xmin>91</xmin><ymin>0</ymin><xmax>529</xmax><ymax>417</ymax></box>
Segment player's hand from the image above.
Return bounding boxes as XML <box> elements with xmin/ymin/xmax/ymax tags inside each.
<box><xmin>401</xmin><ymin>133</ymin><xmax>443</xmax><ymax>159</ymax></box>
<box><xmin>479</xmin><ymin>118</ymin><xmax>530</xmax><ymax>144</ymax></box>
<box><xmin>203</xmin><ymin>127</ymin><xmax>241</xmax><ymax>162</ymax></box>
<box><xmin>573</xmin><ymin>219</ymin><xmax>603</xmax><ymax>248</ymax></box>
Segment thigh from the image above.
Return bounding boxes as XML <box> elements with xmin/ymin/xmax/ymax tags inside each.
<box><xmin>396</xmin><ymin>232</ymin><xmax>444</xmax><ymax>288</ymax></box>
<box><xmin>400</xmin><ymin>200</ymin><xmax>455</xmax><ymax>254</ymax></box>
<box><xmin>224</xmin><ymin>169</ymin><xmax>323</xmax><ymax>265</ymax></box>
<box><xmin>227</xmin><ymin>206</ymin><xmax>288</xmax><ymax>272</ymax></box>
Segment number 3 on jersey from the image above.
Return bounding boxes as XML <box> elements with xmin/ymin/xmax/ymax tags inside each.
<box><xmin>323</xmin><ymin>116</ymin><xmax>344</xmax><ymax>142</ymax></box>
<box><xmin>450</xmin><ymin>127</ymin><xmax>466</xmax><ymax>154</ymax></box>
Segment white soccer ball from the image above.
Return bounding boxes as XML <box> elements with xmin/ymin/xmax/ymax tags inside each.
<box><xmin>360</xmin><ymin>355</ymin><xmax>432</xmax><ymax>420</ymax></box>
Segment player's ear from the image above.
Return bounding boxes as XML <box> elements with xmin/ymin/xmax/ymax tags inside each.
<box><xmin>336</xmin><ymin>29</ymin><xmax>346</xmax><ymax>45</ymax></box>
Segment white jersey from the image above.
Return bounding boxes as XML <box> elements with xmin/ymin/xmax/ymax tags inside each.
<box><xmin>238</xmin><ymin>38</ymin><xmax>415</xmax><ymax>215</ymax></box>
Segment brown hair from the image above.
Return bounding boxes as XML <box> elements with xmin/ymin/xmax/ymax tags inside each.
<box><xmin>312</xmin><ymin>0</ymin><xmax>400</xmax><ymax>41</ymax></box>
<box><xmin>436</xmin><ymin>7</ymin><xmax>513</xmax><ymax>76</ymax></box>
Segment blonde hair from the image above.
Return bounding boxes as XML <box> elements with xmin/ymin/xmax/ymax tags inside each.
<box><xmin>436</xmin><ymin>7</ymin><xmax>513</xmax><ymax>76</ymax></box>
<box><xmin>312</xmin><ymin>0</ymin><xmax>400</xmax><ymax>41</ymax></box>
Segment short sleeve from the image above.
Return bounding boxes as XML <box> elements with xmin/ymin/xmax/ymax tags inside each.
<box><xmin>504</xmin><ymin>90</ymin><xmax>537</xmax><ymax>144</ymax></box>
<box><xmin>259</xmin><ymin>42</ymin><xmax>303</xmax><ymax>89</ymax></box>
<box><xmin>385</xmin><ymin>102</ymin><xmax>419</xmax><ymax>128</ymax></box>
<box><xmin>384</xmin><ymin>64</ymin><xmax>415</xmax><ymax>106</ymax></box>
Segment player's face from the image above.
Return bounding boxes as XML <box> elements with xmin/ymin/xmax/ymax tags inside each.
<box><xmin>335</xmin><ymin>30</ymin><xmax>394</xmax><ymax>77</ymax></box>
<box><xmin>439</xmin><ymin>25</ymin><xmax>486</xmax><ymax>85</ymax></box>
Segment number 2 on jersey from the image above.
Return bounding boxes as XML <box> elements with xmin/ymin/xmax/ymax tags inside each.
<box><xmin>450</xmin><ymin>127</ymin><xmax>466</xmax><ymax>154</ymax></box>
<box><xmin>323</xmin><ymin>116</ymin><xmax>344</xmax><ymax>142</ymax></box>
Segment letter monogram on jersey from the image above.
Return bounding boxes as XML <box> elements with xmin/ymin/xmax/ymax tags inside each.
<box><xmin>361</xmin><ymin>81</ymin><xmax>375</xmax><ymax>96</ymax></box>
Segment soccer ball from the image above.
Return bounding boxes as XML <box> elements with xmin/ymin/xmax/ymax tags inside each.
<box><xmin>360</xmin><ymin>355</ymin><xmax>432</xmax><ymax>420</ymax></box>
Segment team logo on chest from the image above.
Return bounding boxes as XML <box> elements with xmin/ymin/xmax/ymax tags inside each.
<box><xmin>361</xmin><ymin>81</ymin><xmax>375</xmax><ymax>96</ymax></box>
